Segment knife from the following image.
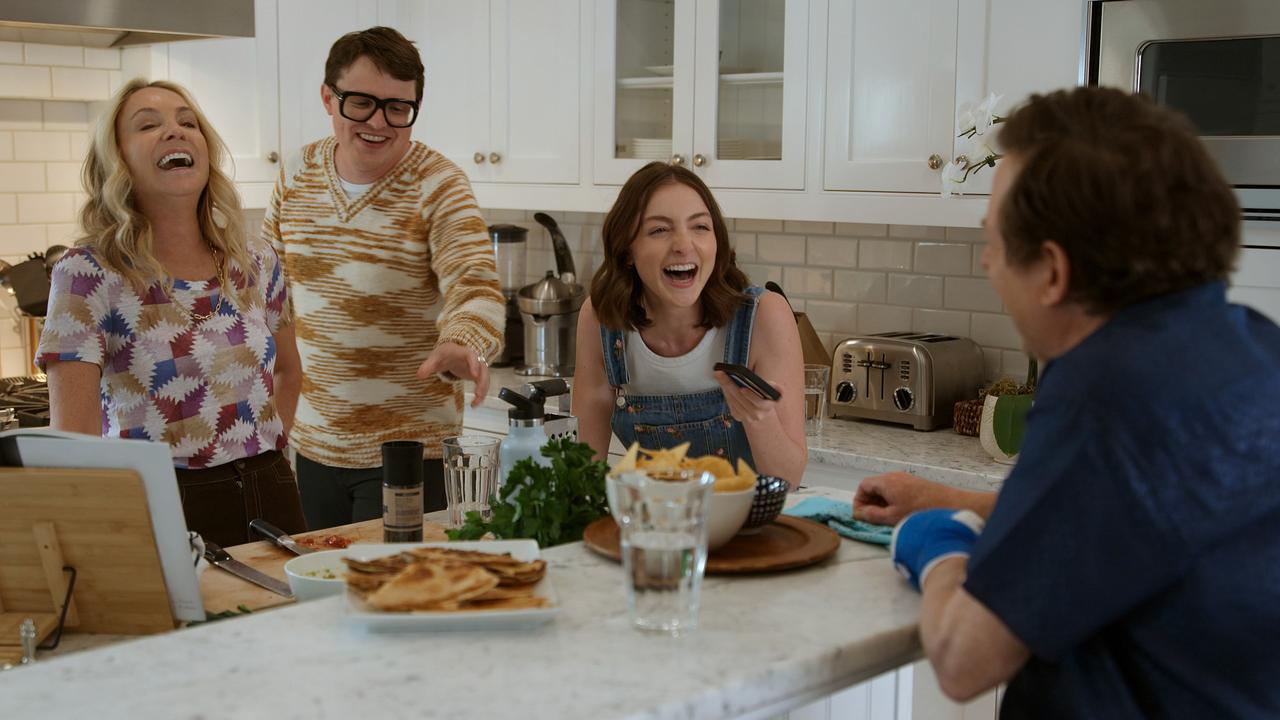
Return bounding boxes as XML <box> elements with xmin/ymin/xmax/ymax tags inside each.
<box><xmin>249</xmin><ymin>518</ymin><xmax>314</xmax><ymax>555</ymax></box>
<box><xmin>203</xmin><ymin>541</ymin><xmax>294</xmax><ymax>598</ymax></box>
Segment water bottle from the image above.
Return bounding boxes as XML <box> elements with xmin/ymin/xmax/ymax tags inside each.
<box><xmin>498</xmin><ymin>385</ymin><xmax>552</xmax><ymax>486</ymax></box>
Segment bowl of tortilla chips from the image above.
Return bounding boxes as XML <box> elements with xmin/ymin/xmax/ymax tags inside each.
<box><xmin>607</xmin><ymin>443</ymin><xmax>757</xmax><ymax>551</ymax></box>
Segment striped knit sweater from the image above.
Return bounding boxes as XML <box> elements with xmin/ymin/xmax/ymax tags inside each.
<box><xmin>262</xmin><ymin>137</ymin><xmax>504</xmax><ymax>467</ymax></box>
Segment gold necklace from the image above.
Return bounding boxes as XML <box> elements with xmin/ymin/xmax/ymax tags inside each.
<box><xmin>168</xmin><ymin>247</ymin><xmax>228</xmax><ymax>323</ymax></box>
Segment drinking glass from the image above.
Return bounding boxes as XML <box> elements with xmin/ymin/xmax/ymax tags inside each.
<box><xmin>613</xmin><ymin>468</ymin><xmax>716</xmax><ymax>635</ymax></box>
<box><xmin>803</xmin><ymin>364</ymin><xmax>831</xmax><ymax>436</ymax></box>
<box><xmin>442</xmin><ymin>436</ymin><xmax>500</xmax><ymax>527</ymax></box>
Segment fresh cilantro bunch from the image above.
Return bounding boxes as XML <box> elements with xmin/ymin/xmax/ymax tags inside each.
<box><xmin>447</xmin><ymin>437</ymin><xmax>610</xmax><ymax>547</ymax></box>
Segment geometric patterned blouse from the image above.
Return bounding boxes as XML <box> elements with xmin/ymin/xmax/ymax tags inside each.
<box><xmin>36</xmin><ymin>243</ymin><xmax>292</xmax><ymax>469</ymax></box>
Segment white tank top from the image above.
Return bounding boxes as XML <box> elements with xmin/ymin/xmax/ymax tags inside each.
<box><xmin>624</xmin><ymin>326</ymin><xmax>726</xmax><ymax>395</ymax></box>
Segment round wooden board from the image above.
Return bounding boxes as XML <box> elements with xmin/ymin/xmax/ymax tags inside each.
<box><xmin>582</xmin><ymin>515</ymin><xmax>840</xmax><ymax>574</ymax></box>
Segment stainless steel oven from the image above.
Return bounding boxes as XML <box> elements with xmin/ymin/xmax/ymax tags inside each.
<box><xmin>1087</xmin><ymin>0</ymin><xmax>1280</xmax><ymax>226</ymax></box>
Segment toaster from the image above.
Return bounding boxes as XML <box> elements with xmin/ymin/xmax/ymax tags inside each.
<box><xmin>830</xmin><ymin>332</ymin><xmax>985</xmax><ymax>431</ymax></box>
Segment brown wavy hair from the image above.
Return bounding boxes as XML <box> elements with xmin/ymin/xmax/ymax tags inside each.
<box><xmin>325</xmin><ymin>26</ymin><xmax>425</xmax><ymax>101</ymax></box>
<box><xmin>591</xmin><ymin>162</ymin><xmax>749</xmax><ymax>330</ymax></box>
<box><xmin>79</xmin><ymin>78</ymin><xmax>253</xmax><ymax>306</ymax></box>
<box><xmin>997</xmin><ymin>86</ymin><xmax>1239</xmax><ymax>314</ymax></box>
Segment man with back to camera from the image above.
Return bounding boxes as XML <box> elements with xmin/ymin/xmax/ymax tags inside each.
<box><xmin>864</xmin><ymin>86</ymin><xmax>1280</xmax><ymax>717</ymax></box>
<box><xmin>261</xmin><ymin>27</ymin><xmax>505</xmax><ymax>528</ymax></box>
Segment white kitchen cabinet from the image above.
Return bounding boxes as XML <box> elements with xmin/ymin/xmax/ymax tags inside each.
<box><xmin>143</xmin><ymin>0</ymin><xmax>281</xmax><ymax>207</ymax></box>
<box><xmin>593</xmin><ymin>0</ymin><xmax>808</xmax><ymax>190</ymax></box>
<box><xmin>404</xmin><ymin>0</ymin><xmax>581</xmax><ymax>185</ymax></box>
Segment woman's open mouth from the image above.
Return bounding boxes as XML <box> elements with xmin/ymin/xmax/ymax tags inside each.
<box><xmin>663</xmin><ymin>263</ymin><xmax>698</xmax><ymax>286</ymax></box>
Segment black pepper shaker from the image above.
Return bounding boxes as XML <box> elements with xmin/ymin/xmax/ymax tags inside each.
<box><xmin>382</xmin><ymin>440</ymin><xmax>424</xmax><ymax>542</ymax></box>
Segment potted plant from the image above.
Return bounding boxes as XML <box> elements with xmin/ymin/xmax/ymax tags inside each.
<box><xmin>978</xmin><ymin>358</ymin><xmax>1037</xmax><ymax>464</ymax></box>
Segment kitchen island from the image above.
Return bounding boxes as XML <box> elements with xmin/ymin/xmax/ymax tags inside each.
<box><xmin>0</xmin><ymin>487</ymin><xmax>922</xmax><ymax>720</ymax></box>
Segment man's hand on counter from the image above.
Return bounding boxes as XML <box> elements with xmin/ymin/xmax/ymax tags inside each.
<box><xmin>854</xmin><ymin>472</ymin><xmax>997</xmax><ymax>526</ymax></box>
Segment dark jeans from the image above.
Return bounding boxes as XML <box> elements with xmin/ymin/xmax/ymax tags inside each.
<box><xmin>174</xmin><ymin>450</ymin><xmax>307</xmax><ymax>548</ymax></box>
<box><xmin>295</xmin><ymin>452</ymin><xmax>446</xmax><ymax>531</ymax></box>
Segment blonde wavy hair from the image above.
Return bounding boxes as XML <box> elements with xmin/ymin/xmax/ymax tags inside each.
<box><xmin>79</xmin><ymin>78</ymin><xmax>253</xmax><ymax>305</ymax></box>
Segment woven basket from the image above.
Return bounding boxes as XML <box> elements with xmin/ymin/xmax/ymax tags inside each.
<box><xmin>953</xmin><ymin>398</ymin><xmax>983</xmax><ymax>436</ymax></box>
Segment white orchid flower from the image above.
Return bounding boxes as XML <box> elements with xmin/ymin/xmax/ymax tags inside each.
<box><xmin>973</xmin><ymin>92</ymin><xmax>1004</xmax><ymax>135</ymax></box>
<box><xmin>940</xmin><ymin>159</ymin><xmax>967</xmax><ymax>197</ymax></box>
<box><xmin>969</xmin><ymin>137</ymin><xmax>999</xmax><ymax>163</ymax></box>
<box><xmin>955</xmin><ymin>101</ymin><xmax>978</xmax><ymax>135</ymax></box>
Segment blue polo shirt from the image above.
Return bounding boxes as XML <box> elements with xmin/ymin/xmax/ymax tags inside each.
<box><xmin>964</xmin><ymin>282</ymin><xmax>1280</xmax><ymax>719</ymax></box>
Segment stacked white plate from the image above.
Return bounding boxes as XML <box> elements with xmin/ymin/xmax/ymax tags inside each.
<box><xmin>630</xmin><ymin>137</ymin><xmax>673</xmax><ymax>160</ymax></box>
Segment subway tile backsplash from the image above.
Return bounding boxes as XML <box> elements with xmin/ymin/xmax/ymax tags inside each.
<box><xmin>485</xmin><ymin>208</ymin><xmax>1029</xmax><ymax>383</ymax></box>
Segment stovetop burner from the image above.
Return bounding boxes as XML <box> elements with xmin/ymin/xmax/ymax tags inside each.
<box><xmin>0</xmin><ymin>374</ymin><xmax>50</xmax><ymax>427</ymax></box>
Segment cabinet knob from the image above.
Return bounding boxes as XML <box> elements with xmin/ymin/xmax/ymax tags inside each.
<box><xmin>670</xmin><ymin>154</ymin><xmax>685</xmax><ymax>166</ymax></box>
<box><xmin>489</xmin><ymin>152</ymin><xmax>502</xmax><ymax>164</ymax></box>
<box><xmin>267</xmin><ymin>151</ymin><xmax>279</xmax><ymax>163</ymax></box>
<box><xmin>927</xmin><ymin>153</ymin><xmax>943</xmax><ymax>170</ymax></box>
<box><xmin>692</xmin><ymin>153</ymin><xmax>707</xmax><ymax>167</ymax></box>
<box><xmin>473</xmin><ymin>152</ymin><xmax>486</xmax><ymax>164</ymax></box>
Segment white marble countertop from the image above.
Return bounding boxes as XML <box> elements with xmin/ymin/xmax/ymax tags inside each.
<box><xmin>480</xmin><ymin>367</ymin><xmax>1008</xmax><ymax>492</ymax></box>
<box><xmin>0</xmin><ymin>488</ymin><xmax>921</xmax><ymax>720</ymax></box>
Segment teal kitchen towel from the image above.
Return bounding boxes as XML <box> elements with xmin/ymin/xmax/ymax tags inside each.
<box><xmin>784</xmin><ymin>496</ymin><xmax>893</xmax><ymax>546</ymax></box>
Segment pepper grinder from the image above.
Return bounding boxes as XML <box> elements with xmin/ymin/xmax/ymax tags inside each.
<box><xmin>382</xmin><ymin>440</ymin><xmax>424</xmax><ymax>542</ymax></box>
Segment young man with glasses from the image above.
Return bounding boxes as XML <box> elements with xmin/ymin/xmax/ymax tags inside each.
<box><xmin>261</xmin><ymin>26</ymin><xmax>505</xmax><ymax>529</ymax></box>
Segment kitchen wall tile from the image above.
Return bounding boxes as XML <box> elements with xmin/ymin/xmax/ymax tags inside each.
<box><xmin>833</xmin><ymin>270</ymin><xmax>886</xmax><ymax>303</ymax></box>
<box><xmin>946</xmin><ymin>226</ymin><xmax>984</xmax><ymax>242</ymax></box>
<box><xmin>18</xmin><ymin>192</ymin><xmax>75</xmax><ymax>223</ymax></box>
<box><xmin>0</xmin><ymin>131</ymin><xmax>11</xmax><ymax>160</ymax></box>
<box><xmin>758</xmin><ymin>233</ymin><xmax>805</xmax><ymax>264</ymax></box>
<box><xmin>42</xmin><ymin>101</ymin><xmax>89</xmax><ymax>131</ymax></box>
<box><xmin>729</xmin><ymin>232</ymin><xmax>756</xmax><ymax>262</ymax></box>
<box><xmin>944</xmin><ymin>277</ymin><xmax>1003</xmax><ymax>312</ymax></box>
<box><xmin>970</xmin><ymin>312</ymin><xmax>1022</xmax><ymax>349</ymax></box>
<box><xmin>912</xmin><ymin>308</ymin><xmax>971</xmax><ymax>337</ymax></box>
<box><xmin>0</xmin><ymin>163</ymin><xmax>45</xmax><ymax>192</ymax></box>
<box><xmin>721</xmin><ymin>218</ymin><xmax>734</xmax><ymax>231</ymax></box>
<box><xmin>835</xmin><ymin>222</ymin><xmax>887</xmax><ymax>237</ymax></box>
<box><xmin>982</xmin><ymin>348</ymin><xmax>1002</xmax><ymax>382</ymax></box>
<box><xmin>739</xmin><ymin>263</ymin><xmax>782</xmax><ymax>287</ymax></box>
<box><xmin>0</xmin><ymin>65</ymin><xmax>51</xmax><ymax>98</ymax></box>
<box><xmin>13</xmin><ymin>131</ymin><xmax>70</xmax><ymax>161</ymax></box>
<box><xmin>858</xmin><ymin>239</ymin><xmax>912</xmax><ymax>270</ymax></box>
<box><xmin>782</xmin><ymin>266</ymin><xmax>832</xmax><ymax>298</ymax></box>
<box><xmin>784</xmin><ymin>220</ymin><xmax>832</xmax><ymax>235</ymax></box>
<box><xmin>51</xmin><ymin>67</ymin><xmax>109</xmax><ymax>100</ymax></box>
<box><xmin>858</xmin><ymin>304</ymin><xmax>913</xmax><ymax>334</ymax></box>
<box><xmin>0</xmin><ymin>100</ymin><xmax>43</xmax><ymax>130</ymax></box>
<box><xmin>0</xmin><ymin>194</ymin><xmax>15</xmax><ymax>224</ymax></box>
<box><xmin>83</xmin><ymin>48</ymin><xmax>121</xmax><ymax>70</ymax></box>
<box><xmin>889</xmin><ymin>224</ymin><xmax>946</xmax><ymax>240</ymax></box>
<box><xmin>735</xmin><ymin>218</ymin><xmax>783</xmax><ymax>232</ymax></box>
<box><xmin>46</xmin><ymin>223</ymin><xmax>79</xmax><ymax>247</ymax></box>
<box><xmin>107</xmin><ymin>70</ymin><xmax>123</xmax><ymax>95</ymax></box>
<box><xmin>24</xmin><ymin>44</ymin><xmax>82</xmax><ymax>67</ymax></box>
<box><xmin>1</xmin><ymin>347</ymin><xmax>34</xmax><ymax>378</ymax></box>
<box><xmin>971</xmin><ymin>243</ymin><xmax>987</xmax><ymax>276</ymax></box>
<box><xmin>45</xmin><ymin>162</ymin><xmax>81</xmax><ymax>192</ymax></box>
<box><xmin>806</xmin><ymin>236</ymin><xmax>858</xmax><ymax>268</ymax></box>
<box><xmin>888</xmin><ymin>273</ymin><xmax>943</xmax><ymax>307</ymax></box>
<box><xmin>0</xmin><ymin>42</ymin><xmax>22</xmax><ymax>64</ymax></box>
<box><xmin>481</xmin><ymin>208</ymin><xmax>525</xmax><ymax>223</ymax></box>
<box><xmin>803</xmin><ymin>299</ymin><xmax>858</xmax><ymax>335</ymax></box>
<box><xmin>1000</xmin><ymin>350</ymin><xmax>1031</xmax><ymax>382</ymax></box>
<box><xmin>559</xmin><ymin>211</ymin><xmax>590</xmax><ymax>225</ymax></box>
<box><xmin>0</xmin><ymin>224</ymin><xmax>47</xmax><ymax>253</ymax></box>
<box><xmin>914</xmin><ymin>242</ymin><xmax>972</xmax><ymax>276</ymax></box>
<box><xmin>0</xmin><ymin>320</ymin><xmax>24</xmax><ymax>350</ymax></box>
<box><xmin>68</xmin><ymin>131</ymin><xmax>89</xmax><ymax>158</ymax></box>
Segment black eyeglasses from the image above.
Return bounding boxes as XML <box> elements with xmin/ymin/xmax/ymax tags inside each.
<box><xmin>327</xmin><ymin>85</ymin><xmax>420</xmax><ymax>128</ymax></box>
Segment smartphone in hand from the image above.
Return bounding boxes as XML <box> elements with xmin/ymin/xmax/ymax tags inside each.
<box><xmin>714</xmin><ymin>362</ymin><xmax>782</xmax><ymax>401</ymax></box>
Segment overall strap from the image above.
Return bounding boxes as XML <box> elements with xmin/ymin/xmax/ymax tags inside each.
<box><xmin>722</xmin><ymin>285</ymin><xmax>765</xmax><ymax>366</ymax></box>
<box><xmin>599</xmin><ymin>324</ymin><xmax>629</xmax><ymax>387</ymax></box>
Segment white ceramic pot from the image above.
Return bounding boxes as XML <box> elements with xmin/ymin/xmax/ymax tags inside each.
<box><xmin>979</xmin><ymin>395</ymin><xmax>1019</xmax><ymax>464</ymax></box>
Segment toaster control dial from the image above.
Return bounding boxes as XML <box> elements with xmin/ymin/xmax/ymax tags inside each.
<box><xmin>893</xmin><ymin>387</ymin><xmax>914</xmax><ymax>411</ymax></box>
<box><xmin>835</xmin><ymin>381</ymin><xmax>856</xmax><ymax>404</ymax></box>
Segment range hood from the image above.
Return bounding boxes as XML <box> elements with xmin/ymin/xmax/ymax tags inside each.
<box><xmin>0</xmin><ymin>0</ymin><xmax>254</xmax><ymax>48</ymax></box>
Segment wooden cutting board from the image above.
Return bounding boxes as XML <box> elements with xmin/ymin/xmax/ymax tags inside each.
<box><xmin>199</xmin><ymin>519</ymin><xmax>447</xmax><ymax>614</ymax></box>
<box><xmin>581</xmin><ymin>515</ymin><xmax>840</xmax><ymax>574</ymax></box>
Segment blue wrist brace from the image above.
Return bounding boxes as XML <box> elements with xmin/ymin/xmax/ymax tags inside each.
<box><xmin>890</xmin><ymin>508</ymin><xmax>985</xmax><ymax>592</ymax></box>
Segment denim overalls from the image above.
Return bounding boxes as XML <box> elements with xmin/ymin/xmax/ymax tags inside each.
<box><xmin>600</xmin><ymin>286</ymin><xmax>763</xmax><ymax>467</ymax></box>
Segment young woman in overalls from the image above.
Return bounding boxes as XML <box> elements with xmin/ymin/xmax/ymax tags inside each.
<box><xmin>573</xmin><ymin>162</ymin><xmax>807</xmax><ymax>486</ymax></box>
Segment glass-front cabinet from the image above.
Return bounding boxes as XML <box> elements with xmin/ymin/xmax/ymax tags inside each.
<box><xmin>594</xmin><ymin>0</ymin><xmax>807</xmax><ymax>190</ymax></box>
